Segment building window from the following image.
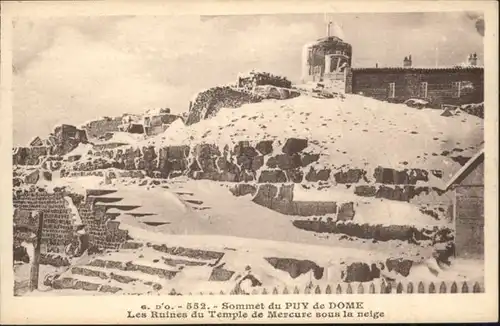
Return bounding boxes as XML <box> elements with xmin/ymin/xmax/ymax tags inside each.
<box><xmin>419</xmin><ymin>82</ymin><xmax>428</xmax><ymax>98</ymax></box>
<box><xmin>452</xmin><ymin>81</ymin><xmax>461</xmax><ymax>98</ymax></box>
<box><xmin>460</xmin><ymin>80</ymin><xmax>475</xmax><ymax>96</ymax></box>
<box><xmin>388</xmin><ymin>83</ymin><xmax>396</xmax><ymax>98</ymax></box>
<box><xmin>335</xmin><ymin>50</ymin><xmax>341</xmax><ymax>54</ymax></box>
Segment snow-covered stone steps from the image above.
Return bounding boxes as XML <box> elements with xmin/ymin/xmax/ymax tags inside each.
<box><xmin>185</xmin><ymin>199</ymin><xmax>203</xmax><ymax>205</ymax></box>
<box><xmin>94</xmin><ymin>202</ymin><xmax>142</xmax><ymax>211</ymax></box>
<box><xmin>173</xmin><ymin>191</ymin><xmax>194</xmax><ymax>196</ymax></box>
<box><xmin>174</xmin><ymin>191</ymin><xmax>211</xmax><ymax>211</ymax></box>
<box><xmin>70</xmin><ymin>265</ymin><xmax>164</xmax><ymax>288</ymax></box>
<box><xmin>48</xmin><ymin>275</ymin><xmax>123</xmax><ymax>293</ymax></box>
<box><xmin>87</xmin><ymin>258</ymin><xmax>179</xmax><ymax>280</ymax></box>
<box><xmin>114</xmin><ymin>244</ymin><xmax>212</xmax><ymax>267</ymax></box>
<box><xmin>86</xmin><ymin>189</ymin><xmax>118</xmax><ymax>197</ymax></box>
<box><xmin>86</xmin><ymin>195</ymin><xmax>123</xmax><ymax>204</ymax></box>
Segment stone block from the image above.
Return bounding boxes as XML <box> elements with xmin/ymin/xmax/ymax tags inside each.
<box><xmin>230</xmin><ymin>183</ymin><xmax>257</xmax><ymax>197</ymax></box>
<box><xmin>334</xmin><ymin>169</ymin><xmax>366</xmax><ymax>184</ymax></box>
<box><xmin>305</xmin><ymin>167</ymin><xmax>331</xmax><ymax>182</ymax></box>
<box><xmin>300</xmin><ymin>153</ymin><xmax>320</xmax><ymax>167</ymax></box>
<box><xmin>258</xmin><ymin>170</ymin><xmax>287</xmax><ymax>183</ymax></box>
<box><xmin>255</xmin><ymin>140</ymin><xmax>274</xmax><ymax>155</ymax></box>
<box><xmin>282</xmin><ymin>138</ymin><xmax>308</xmax><ymax>155</ymax></box>
<box><xmin>337</xmin><ymin>202</ymin><xmax>355</xmax><ymax>221</ymax></box>
<box><xmin>286</xmin><ymin>169</ymin><xmax>304</xmax><ymax>183</ymax></box>
<box><xmin>354</xmin><ymin>185</ymin><xmax>377</xmax><ymax>197</ymax></box>
<box><xmin>194</xmin><ymin>143</ymin><xmax>220</xmax><ymax>159</ymax></box>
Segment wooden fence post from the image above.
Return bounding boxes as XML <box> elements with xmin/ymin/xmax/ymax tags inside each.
<box><xmin>29</xmin><ymin>211</ymin><xmax>43</xmax><ymax>292</ymax></box>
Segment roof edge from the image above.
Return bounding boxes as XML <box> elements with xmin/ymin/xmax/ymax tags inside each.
<box><xmin>443</xmin><ymin>148</ymin><xmax>485</xmax><ymax>191</ymax></box>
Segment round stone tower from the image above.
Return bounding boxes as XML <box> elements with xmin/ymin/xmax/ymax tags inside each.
<box><xmin>301</xmin><ymin>35</ymin><xmax>352</xmax><ymax>83</ymax></box>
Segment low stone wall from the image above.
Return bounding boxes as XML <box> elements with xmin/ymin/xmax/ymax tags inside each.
<box><xmin>250</xmin><ymin>184</ymin><xmax>338</xmax><ymax>216</ymax></box>
<box><xmin>292</xmin><ymin>219</ymin><xmax>453</xmax><ymax>244</ymax></box>
<box><xmin>65</xmin><ymin>138</ymin><xmax>445</xmax><ymax>191</ymax></box>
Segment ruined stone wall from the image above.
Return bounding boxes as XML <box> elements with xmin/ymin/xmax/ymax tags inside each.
<box><xmin>77</xmin><ymin>201</ymin><xmax>128</xmax><ymax>251</ymax></box>
<box><xmin>148</xmin><ymin>114</ymin><xmax>181</xmax><ymax>136</ymax></box>
<box><xmin>64</xmin><ymin>138</ymin><xmax>449</xmax><ymax>211</ymax></box>
<box><xmin>249</xmin><ymin>183</ymin><xmax>338</xmax><ymax>216</ymax></box>
<box><xmin>82</xmin><ymin>117</ymin><xmax>123</xmax><ymax>140</ymax></box>
<box><xmin>13</xmin><ymin>147</ymin><xmax>50</xmax><ymax>166</ymax></box>
<box><xmin>185</xmin><ymin>87</ymin><xmax>262</xmax><ymax>125</ymax></box>
<box><xmin>252</xmin><ymin>85</ymin><xmax>301</xmax><ymax>100</ymax></box>
<box><xmin>30</xmin><ymin>136</ymin><xmax>455</xmax><ymax>243</ymax></box>
<box><xmin>53</xmin><ymin>124</ymin><xmax>89</xmax><ymax>156</ymax></box>
<box><xmin>69</xmin><ymin>191</ymin><xmax>129</xmax><ymax>251</ymax></box>
<box><xmin>12</xmin><ymin>190</ymin><xmax>128</xmax><ymax>254</ymax></box>
<box><xmin>13</xmin><ymin>192</ymin><xmax>74</xmax><ymax>253</ymax></box>
<box><xmin>238</xmin><ymin>72</ymin><xmax>292</xmax><ymax>89</ymax></box>
<box><xmin>13</xmin><ymin>124</ymin><xmax>89</xmax><ymax>165</ymax></box>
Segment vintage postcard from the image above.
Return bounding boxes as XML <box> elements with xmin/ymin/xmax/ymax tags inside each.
<box><xmin>1</xmin><ymin>0</ymin><xmax>498</xmax><ymax>324</ymax></box>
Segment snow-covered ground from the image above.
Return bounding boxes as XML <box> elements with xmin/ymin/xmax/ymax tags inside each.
<box><xmin>13</xmin><ymin>88</ymin><xmax>484</xmax><ymax>295</ymax></box>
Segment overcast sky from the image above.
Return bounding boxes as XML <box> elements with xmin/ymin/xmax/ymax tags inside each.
<box><xmin>12</xmin><ymin>12</ymin><xmax>484</xmax><ymax>146</ymax></box>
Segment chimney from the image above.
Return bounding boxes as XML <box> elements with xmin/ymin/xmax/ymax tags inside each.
<box><xmin>326</xmin><ymin>22</ymin><xmax>332</xmax><ymax>37</ymax></box>
<box><xmin>468</xmin><ymin>52</ymin><xmax>478</xmax><ymax>66</ymax></box>
<box><xmin>403</xmin><ymin>55</ymin><xmax>412</xmax><ymax>67</ymax></box>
